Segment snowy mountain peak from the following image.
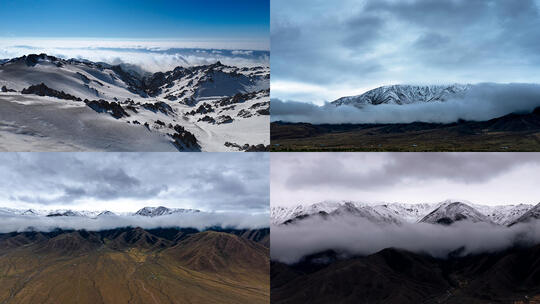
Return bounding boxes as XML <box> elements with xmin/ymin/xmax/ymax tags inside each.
<box><xmin>97</xmin><ymin>211</ymin><xmax>116</xmax><ymax>217</ymax></box>
<box><xmin>332</xmin><ymin>84</ymin><xmax>471</xmax><ymax>107</ymax></box>
<box><xmin>419</xmin><ymin>201</ymin><xmax>494</xmax><ymax>225</ymax></box>
<box><xmin>21</xmin><ymin>209</ymin><xmax>38</xmax><ymax>215</ymax></box>
<box><xmin>134</xmin><ymin>206</ymin><xmax>200</xmax><ymax>217</ymax></box>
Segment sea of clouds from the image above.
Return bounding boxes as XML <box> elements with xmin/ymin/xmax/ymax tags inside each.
<box><xmin>0</xmin><ymin>39</ymin><xmax>269</xmax><ymax>73</ymax></box>
<box><xmin>0</xmin><ymin>211</ymin><xmax>269</xmax><ymax>233</ymax></box>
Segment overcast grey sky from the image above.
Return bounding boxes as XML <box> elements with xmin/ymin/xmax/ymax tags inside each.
<box><xmin>271</xmin><ymin>0</ymin><xmax>540</xmax><ymax>104</ymax></box>
<box><xmin>271</xmin><ymin>153</ymin><xmax>540</xmax><ymax>206</ymax></box>
<box><xmin>0</xmin><ymin>153</ymin><xmax>269</xmax><ymax>213</ymax></box>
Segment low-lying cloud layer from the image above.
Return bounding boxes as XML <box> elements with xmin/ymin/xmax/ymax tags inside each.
<box><xmin>271</xmin><ymin>217</ymin><xmax>540</xmax><ymax>264</ymax></box>
<box><xmin>0</xmin><ymin>212</ymin><xmax>268</xmax><ymax>233</ymax></box>
<box><xmin>271</xmin><ymin>83</ymin><xmax>540</xmax><ymax>124</ymax></box>
<box><xmin>0</xmin><ymin>39</ymin><xmax>269</xmax><ymax>73</ymax></box>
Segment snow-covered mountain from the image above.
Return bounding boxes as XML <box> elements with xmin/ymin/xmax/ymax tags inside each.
<box><xmin>508</xmin><ymin>203</ymin><xmax>540</xmax><ymax>226</ymax></box>
<box><xmin>472</xmin><ymin>203</ymin><xmax>534</xmax><ymax>225</ymax></box>
<box><xmin>277</xmin><ymin>202</ymin><xmax>403</xmax><ymax>225</ymax></box>
<box><xmin>332</xmin><ymin>84</ymin><xmax>471</xmax><ymax>107</ymax></box>
<box><xmin>0</xmin><ymin>208</ymin><xmax>103</xmax><ymax>217</ymax></box>
<box><xmin>271</xmin><ymin>201</ymin><xmax>441</xmax><ymax>225</ymax></box>
<box><xmin>270</xmin><ymin>201</ymin><xmax>343</xmax><ymax>225</ymax></box>
<box><xmin>0</xmin><ymin>206</ymin><xmax>201</xmax><ymax>218</ymax></box>
<box><xmin>0</xmin><ymin>54</ymin><xmax>269</xmax><ymax>152</ymax></box>
<box><xmin>271</xmin><ymin>200</ymin><xmax>535</xmax><ymax>226</ymax></box>
<box><xmin>134</xmin><ymin>206</ymin><xmax>200</xmax><ymax>217</ymax></box>
<box><xmin>418</xmin><ymin>202</ymin><xmax>494</xmax><ymax>225</ymax></box>
<box><xmin>328</xmin><ymin>202</ymin><xmax>402</xmax><ymax>225</ymax></box>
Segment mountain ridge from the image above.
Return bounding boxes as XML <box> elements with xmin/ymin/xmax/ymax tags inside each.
<box><xmin>271</xmin><ymin>200</ymin><xmax>537</xmax><ymax>226</ymax></box>
<box><xmin>331</xmin><ymin>84</ymin><xmax>471</xmax><ymax>107</ymax></box>
<box><xmin>0</xmin><ymin>205</ymin><xmax>201</xmax><ymax>218</ymax></box>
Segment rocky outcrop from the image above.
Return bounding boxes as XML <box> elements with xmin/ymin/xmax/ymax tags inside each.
<box><xmin>84</xmin><ymin>99</ymin><xmax>130</xmax><ymax>119</ymax></box>
<box><xmin>21</xmin><ymin>83</ymin><xmax>81</xmax><ymax>101</ymax></box>
<box><xmin>216</xmin><ymin>115</ymin><xmax>233</xmax><ymax>124</ymax></box>
<box><xmin>1</xmin><ymin>85</ymin><xmax>16</xmax><ymax>92</ymax></box>
<box><xmin>224</xmin><ymin>142</ymin><xmax>269</xmax><ymax>152</ymax></box>
<box><xmin>21</xmin><ymin>83</ymin><xmax>82</xmax><ymax>101</ymax></box>
<box><xmin>170</xmin><ymin>125</ymin><xmax>199</xmax><ymax>150</ymax></box>
<box><xmin>141</xmin><ymin>101</ymin><xmax>173</xmax><ymax>115</ymax></box>
<box><xmin>187</xmin><ymin>103</ymin><xmax>214</xmax><ymax>115</ymax></box>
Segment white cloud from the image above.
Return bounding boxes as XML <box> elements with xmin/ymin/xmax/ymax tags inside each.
<box><xmin>0</xmin><ymin>212</ymin><xmax>269</xmax><ymax>233</ymax></box>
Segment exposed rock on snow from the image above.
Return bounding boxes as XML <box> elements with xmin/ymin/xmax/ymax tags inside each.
<box><xmin>170</xmin><ymin>125</ymin><xmax>199</xmax><ymax>151</ymax></box>
<box><xmin>224</xmin><ymin>141</ymin><xmax>269</xmax><ymax>152</ymax></box>
<box><xmin>85</xmin><ymin>99</ymin><xmax>130</xmax><ymax>119</ymax></box>
<box><xmin>22</xmin><ymin>83</ymin><xmax>82</xmax><ymax>101</ymax></box>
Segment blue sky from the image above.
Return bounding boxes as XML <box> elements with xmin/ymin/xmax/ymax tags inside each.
<box><xmin>0</xmin><ymin>1</ymin><xmax>269</xmax><ymax>70</ymax></box>
<box><xmin>0</xmin><ymin>0</ymin><xmax>269</xmax><ymax>40</ymax></box>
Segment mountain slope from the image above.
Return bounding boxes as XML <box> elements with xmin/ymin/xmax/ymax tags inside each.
<box><xmin>162</xmin><ymin>231</ymin><xmax>269</xmax><ymax>277</ymax></box>
<box><xmin>271</xmin><ymin>245</ymin><xmax>540</xmax><ymax>304</ymax></box>
<box><xmin>0</xmin><ymin>227</ymin><xmax>269</xmax><ymax>304</ymax></box>
<box><xmin>508</xmin><ymin>203</ymin><xmax>540</xmax><ymax>226</ymax></box>
<box><xmin>0</xmin><ymin>54</ymin><xmax>270</xmax><ymax>152</ymax></box>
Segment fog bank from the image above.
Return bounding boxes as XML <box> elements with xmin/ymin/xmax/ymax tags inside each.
<box><xmin>271</xmin><ymin>216</ymin><xmax>540</xmax><ymax>264</ymax></box>
<box><xmin>0</xmin><ymin>212</ymin><xmax>269</xmax><ymax>233</ymax></box>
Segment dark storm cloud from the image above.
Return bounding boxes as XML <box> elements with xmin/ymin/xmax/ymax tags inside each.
<box><xmin>0</xmin><ymin>153</ymin><xmax>269</xmax><ymax>212</ymax></box>
<box><xmin>270</xmin><ymin>3</ymin><xmax>384</xmax><ymax>86</ymax></box>
<box><xmin>413</xmin><ymin>32</ymin><xmax>450</xmax><ymax>49</ymax></box>
<box><xmin>280</xmin><ymin>153</ymin><xmax>540</xmax><ymax>191</ymax></box>
<box><xmin>271</xmin><ymin>217</ymin><xmax>540</xmax><ymax>264</ymax></box>
<box><xmin>365</xmin><ymin>0</ymin><xmax>489</xmax><ymax>28</ymax></box>
<box><xmin>271</xmin><ymin>0</ymin><xmax>540</xmax><ymax>102</ymax></box>
<box><xmin>341</xmin><ymin>14</ymin><xmax>385</xmax><ymax>49</ymax></box>
<box><xmin>271</xmin><ymin>83</ymin><xmax>540</xmax><ymax>124</ymax></box>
